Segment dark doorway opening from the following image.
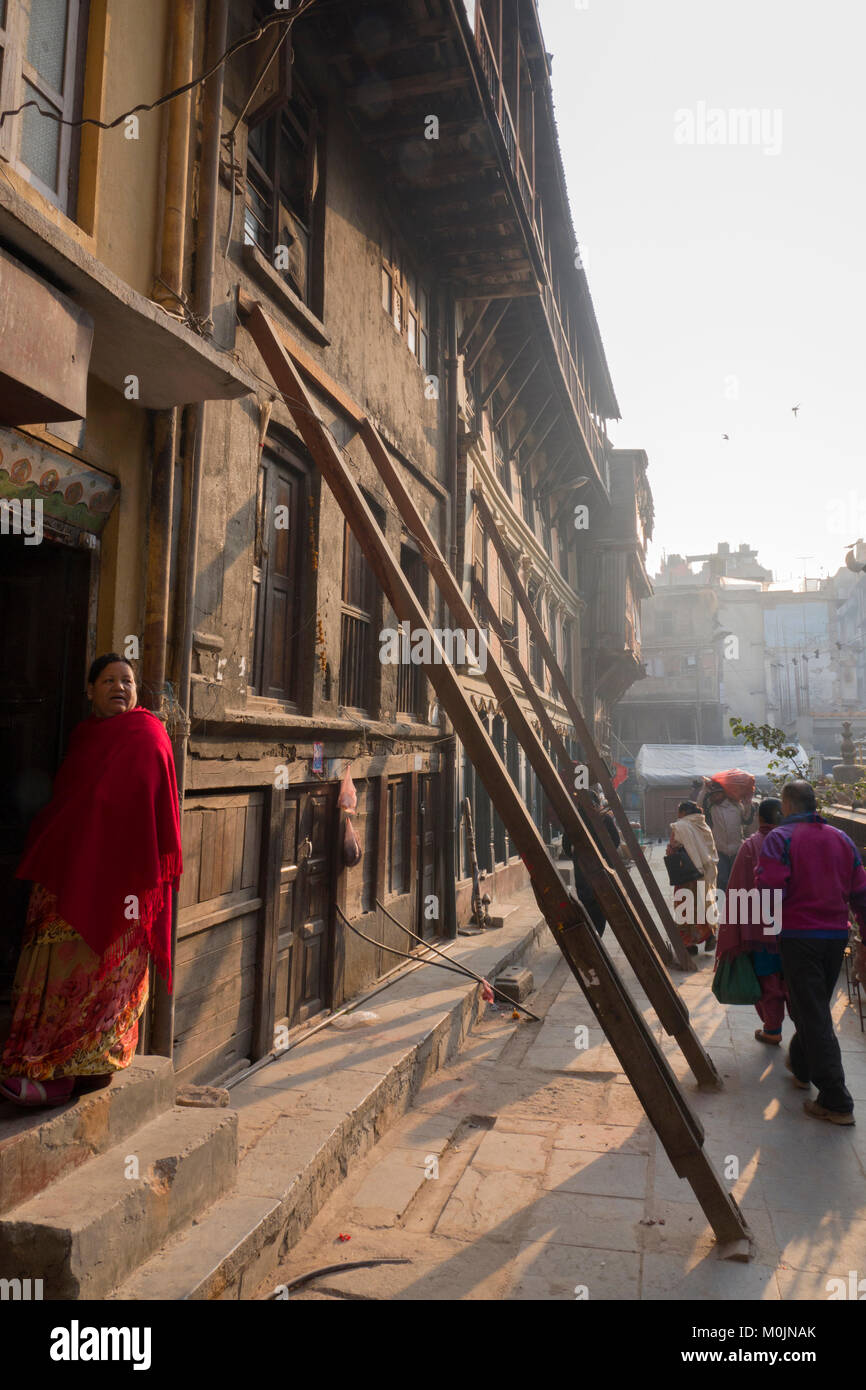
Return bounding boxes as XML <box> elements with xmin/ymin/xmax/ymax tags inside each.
<box><xmin>0</xmin><ymin>534</ymin><xmax>91</xmax><ymax>1034</ymax></box>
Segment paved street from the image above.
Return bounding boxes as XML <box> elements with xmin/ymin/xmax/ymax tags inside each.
<box><xmin>255</xmin><ymin>847</ymin><xmax>866</xmax><ymax>1301</ymax></box>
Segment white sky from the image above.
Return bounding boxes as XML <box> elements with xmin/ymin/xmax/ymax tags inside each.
<box><xmin>537</xmin><ymin>0</ymin><xmax>866</xmax><ymax>587</ymax></box>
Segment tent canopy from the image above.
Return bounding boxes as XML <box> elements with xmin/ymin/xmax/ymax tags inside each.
<box><xmin>634</xmin><ymin>743</ymin><xmax>809</xmax><ymax>790</ymax></box>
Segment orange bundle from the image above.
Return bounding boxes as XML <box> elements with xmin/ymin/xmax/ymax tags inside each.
<box><xmin>710</xmin><ymin>769</ymin><xmax>756</xmax><ymax>803</ymax></box>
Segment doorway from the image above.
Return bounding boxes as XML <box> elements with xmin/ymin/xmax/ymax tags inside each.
<box><xmin>274</xmin><ymin>782</ymin><xmax>336</xmax><ymax>1031</ymax></box>
<box><xmin>0</xmin><ymin>534</ymin><xmax>91</xmax><ymax>1013</ymax></box>
<box><xmin>416</xmin><ymin>772</ymin><xmax>436</xmax><ymax>940</ymax></box>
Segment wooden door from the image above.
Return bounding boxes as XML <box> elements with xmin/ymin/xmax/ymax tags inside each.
<box><xmin>275</xmin><ymin>783</ymin><xmax>335</xmax><ymax>1030</ymax></box>
<box><xmin>416</xmin><ymin>773</ymin><xmax>436</xmax><ymax>940</ymax></box>
<box><xmin>0</xmin><ymin>535</ymin><xmax>90</xmax><ymax>998</ymax></box>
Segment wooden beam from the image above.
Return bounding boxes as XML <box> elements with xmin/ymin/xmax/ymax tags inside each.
<box><xmin>492</xmin><ymin>358</ymin><xmax>539</xmax><ymax>430</ymax></box>
<box><xmin>473</xmin><ymin>484</ymin><xmax>692</xmax><ymax>970</ymax></box>
<box><xmin>479</xmin><ymin>335</ymin><xmax>531</xmax><ymax>409</ymax></box>
<box><xmin>243</xmin><ymin>303</ymin><xmax>752</xmax><ymax>1254</ymax></box>
<box><xmin>520</xmin><ymin>412</ymin><xmax>561</xmax><ymax>473</ymax></box>
<box><xmin>533</xmin><ymin>442</ymin><xmax>571</xmax><ymax>499</ymax></box>
<box><xmin>347</xmin><ymin>71</ymin><xmax>470</xmax><ymax>104</ymax></box>
<box><xmin>457</xmin><ymin>300</ymin><xmax>491</xmax><ymax>358</ymax></box>
<box><xmin>508</xmin><ymin>393</ymin><xmax>552</xmax><ymax>462</ymax></box>
<box><xmin>472</xmin><ymin>579</ymin><xmax>678</xmax><ymax>973</ymax></box>
<box><xmin>464</xmin><ymin>301</ymin><xmax>510</xmax><ymax>374</ymax></box>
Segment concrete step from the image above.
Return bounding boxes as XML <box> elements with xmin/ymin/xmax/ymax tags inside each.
<box><xmin>0</xmin><ymin>1056</ymin><xmax>176</xmax><ymax>1216</ymax></box>
<box><xmin>0</xmin><ymin>1105</ymin><xmax>238</xmax><ymax>1299</ymax></box>
<box><xmin>487</xmin><ymin>903</ymin><xmax>518</xmax><ymax>929</ymax></box>
<box><xmin>109</xmin><ymin>1193</ymin><xmax>282</xmax><ymax>1302</ymax></box>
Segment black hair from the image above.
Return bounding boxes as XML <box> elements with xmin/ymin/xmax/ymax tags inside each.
<box><xmin>87</xmin><ymin>653</ymin><xmax>135</xmax><ymax>686</ymax></box>
<box><xmin>781</xmin><ymin>780</ymin><xmax>817</xmax><ymax>814</ymax></box>
<box><xmin>758</xmin><ymin>797</ymin><xmax>783</xmax><ymax>826</ymax></box>
<box><xmin>677</xmin><ymin>800</ymin><xmax>700</xmax><ymax>817</ymax></box>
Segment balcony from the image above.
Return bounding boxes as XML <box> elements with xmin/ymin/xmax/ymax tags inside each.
<box><xmin>475</xmin><ymin>6</ymin><xmax>534</xmax><ymax>226</ymax></box>
<box><xmin>540</xmin><ymin>284</ymin><xmax>609</xmax><ymax>489</ymax></box>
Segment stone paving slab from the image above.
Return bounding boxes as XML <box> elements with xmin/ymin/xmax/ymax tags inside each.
<box><xmin>112</xmin><ymin>895</ymin><xmax>548</xmax><ymax>1299</ymax></box>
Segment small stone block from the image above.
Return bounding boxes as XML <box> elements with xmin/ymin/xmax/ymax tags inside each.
<box><xmin>495</xmin><ymin>966</ymin><xmax>534</xmax><ymax>1002</ymax></box>
<box><xmin>176</xmin><ymin>1084</ymin><xmax>231</xmax><ymax>1108</ymax></box>
<box><xmin>487</xmin><ymin>904</ymin><xmax>518</xmax><ymax>929</ymax></box>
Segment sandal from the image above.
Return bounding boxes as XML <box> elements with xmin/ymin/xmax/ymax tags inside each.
<box><xmin>0</xmin><ymin>1076</ymin><xmax>76</xmax><ymax>1108</ymax></box>
<box><xmin>754</xmin><ymin>1029</ymin><xmax>782</xmax><ymax>1046</ymax></box>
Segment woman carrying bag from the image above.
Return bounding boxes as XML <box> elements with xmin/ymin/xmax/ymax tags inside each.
<box><xmin>666</xmin><ymin>800</ymin><xmax>719</xmax><ymax>956</ymax></box>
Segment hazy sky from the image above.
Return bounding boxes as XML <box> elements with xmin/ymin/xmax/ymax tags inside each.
<box><xmin>537</xmin><ymin>0</ymin><xmax>866</xmax><ymax>586</ymax></box>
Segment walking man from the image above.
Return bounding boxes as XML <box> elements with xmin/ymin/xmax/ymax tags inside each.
<box><xmin>757</xmin><ymin>780</ymin><xmax>866</xmax><ymax>1125</ymax></box>
<box><xmin>698</xmin><ymin>778</ymin><xmax>754</xmax><ymax>893</ymax></box>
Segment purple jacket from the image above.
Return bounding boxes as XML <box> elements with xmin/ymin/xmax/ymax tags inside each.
<box><xmin>756</xmin><ymin>813</ymin><xmax>866</xmax><ymax>939</ymax></box>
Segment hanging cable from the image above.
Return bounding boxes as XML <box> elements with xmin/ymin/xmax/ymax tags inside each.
<box><xmin>375</xmin><ymin>897</ymin><xmax>540</xmax><ymax>1019</ymax></box>
<box><xmin>0</xmin><ymin>0</ymin><xmax>320</xmax><ymax>133</ymax></box>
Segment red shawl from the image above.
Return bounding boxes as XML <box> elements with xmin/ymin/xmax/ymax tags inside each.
<box><xmin>16</xmin><ymin>707</ymin><xmax>182</xmax><ymax>990</ymax></box>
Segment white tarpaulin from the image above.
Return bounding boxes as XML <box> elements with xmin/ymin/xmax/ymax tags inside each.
<box><xmin>634</xmin><ymin>743</ymin><xmax>809</xmax><ymax>789</ymax></box>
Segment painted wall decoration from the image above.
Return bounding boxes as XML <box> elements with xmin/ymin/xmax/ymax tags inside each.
<box><xmin>0</xmin><ymin>429</ymin><xmax>120</xmax><ymax>537</ymax></box>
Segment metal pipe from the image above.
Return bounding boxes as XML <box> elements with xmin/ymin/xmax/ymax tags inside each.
<box><xmin>152</xmin><ymin>0</ymin><xmax>196</xmax><ymax>314</ymax></box>
<box><xmin>442</xmin><ymin>292</ymin><xmax>459</xmax><ymax>936</ymax></box>
<box><xmin>151</xmin><ymin>0</ymin><xmax>227</xmax><ymax>1058</ymax></box>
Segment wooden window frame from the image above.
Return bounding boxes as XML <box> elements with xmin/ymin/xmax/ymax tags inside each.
<box><xmin>0</xmin><ymin>0</ymin><xmax>90</xmax><ymax>215</ymax></box>
<box><xmin>251</xmin><ymin>440</ymin><xmax>309</xmax><ymax>706</ymax></box>
<box><xmin>381</xmin><ymin>229</ymin><xmax>430</xmax><ymax>371</ymax></box>
<box><xmin>385</xmin><ymin>774</ymin><xmax>410</xmax><ymax>898</ymax></box>
<box><xmin>244</xmin><ymin>68</ymin><xmax>323</xmax><ymax>311</ymax></box>
<box><xmin>339</xmin><ymin>516</ymin><xmax>379</xmax><ymax>714</ymax></box>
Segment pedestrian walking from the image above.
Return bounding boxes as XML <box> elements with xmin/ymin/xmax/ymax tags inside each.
<box><xmin>757</xmin><ymin>779</ymin><xmax>866</xmax><ymax>1125</ymax></box>
<box><xmin>667</xmin><ymin>800</ymin><xmax>718</xmax><ymax>955</ymax></box>
<box><xmin>716</xmin><ymin>798</ymin><xmax>787</xmax><ymax>1044</ymax></box>
<box><xmin>562</xmin><ymin>790</ymin><xmax>621</xmax><ymax>939</ymax></box>
<box><xmin>698</xmin><ymin>777</ymin><xmax>755</xmax><ymax>893</ymax></box>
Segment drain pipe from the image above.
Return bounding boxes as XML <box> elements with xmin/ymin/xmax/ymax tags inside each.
<box><xmin>141</xmin><ymin>0</ymin><xmax>195</xmax><ymax>710</ymax></box>
<box><xmin>442</xmin><ymin>292</ymin><xmax>460</xmax><ymax>938</ymax></box>
<box><xmin>150</xmin><ymin>0</ymin><xmax>227</xmax><ymax>1058</ymax></box>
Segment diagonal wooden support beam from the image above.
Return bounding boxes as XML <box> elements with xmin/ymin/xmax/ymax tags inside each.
<box><xmin>464</xmin><ymin>301</ymin><xmax>511</xmax><ymax>374</ymax></box>
<box><xmin>242</xmin><ymin>301</ymin><xmax>753</xmax><ymax>1256</ymax></box>
<box><xmin>470</xmin><ymin>580</ymin><xmax>721</xmax><ymax>1090</ymax></box>
<box><xmin>473</xmin><ymin>485</ymin><xmax>694</xmax><ymax>972</ymax></box>
<box><xmin>457</xmin><ymin>299</ymin><xmax>491</xmax><ymax>358</ymax></box>
<box><xmin>478</xmin><ymin>336</ymin><xmax>531</xmax><ymax>410</ymax></box>
<box><xmin>491</xmin><ymin>357</ymin><xmax>539</xmax><ymax>430</ymax></box>
<box><xmin>508</xmin><ymin>393</ymin><xmax>553</xmax><ymax>462</ymax></box>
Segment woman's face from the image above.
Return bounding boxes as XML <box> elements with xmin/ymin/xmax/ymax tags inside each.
<box><xmin>87</xmin><ymin>662</ymin><xmax>137</xmax><ymax>718</ymax></box>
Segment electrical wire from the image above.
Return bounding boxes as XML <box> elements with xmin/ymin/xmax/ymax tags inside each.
<box><xmin>374</xmin><ymin>897</ymin><xmax>540</xmax><ymax>1019</ymax></box>
<box><xmin>267</xmin><ymin>1258</ymin><xmax>411</xmax><ymax>1297</ymax></box>
<box><xmin>0</xmin><ymin>0</ymin><xmax>321</xmax><ymax>134</ymax></box>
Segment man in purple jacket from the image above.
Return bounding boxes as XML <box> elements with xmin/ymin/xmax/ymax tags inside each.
<box><xmin>757</xmin><ymin>779</ymin><xmax>866</xmax><ymax>1124</ymax></box>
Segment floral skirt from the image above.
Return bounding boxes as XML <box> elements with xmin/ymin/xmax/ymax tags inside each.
<box><xmin>0</xmin><ymin>883</ymin><xmax>149</xmax><ymax>1080</ymax></box>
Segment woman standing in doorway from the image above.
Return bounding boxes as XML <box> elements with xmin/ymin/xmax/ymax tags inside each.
<box><xmin>0</xmin><ymin>655</ymin><xmax>182</xmax><ymax>1107</ymax></box>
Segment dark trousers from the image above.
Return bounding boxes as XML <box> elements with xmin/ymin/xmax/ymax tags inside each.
<box><xmin>779</xmin><ymin>937</ymin><xmax>852</xmax><ymax>1113</ymax></box>
<box><xmin>717</xmin><ymin>851</ymin><xmax>736</xmax><ymax>893</ymax></box>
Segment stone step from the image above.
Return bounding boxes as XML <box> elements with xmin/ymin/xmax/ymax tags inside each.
<box><xmin>108</xmin><ymin>1192</ymin><xmax>282</xmax><ymax>1302</ymax></box>
<box><xmin>487</xmin><ymin>903</ymin><xmax>518</xmax><ymax>930</ymax></box>
<box><xmin>0</xmin><ymin>1056</ymin><xmax>176</xmax><ymax>1216</ymax></box>
<box><xmin>0</xmin><ymin>1105</ymin><xmax>238</xmax><ymax>1299</ymax></box>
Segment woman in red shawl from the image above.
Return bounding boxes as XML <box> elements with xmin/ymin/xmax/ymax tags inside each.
<box><xmin>0</xmin><ymin>655</ymin><xmax>182</xmax><ymax>1107</ymax></box>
